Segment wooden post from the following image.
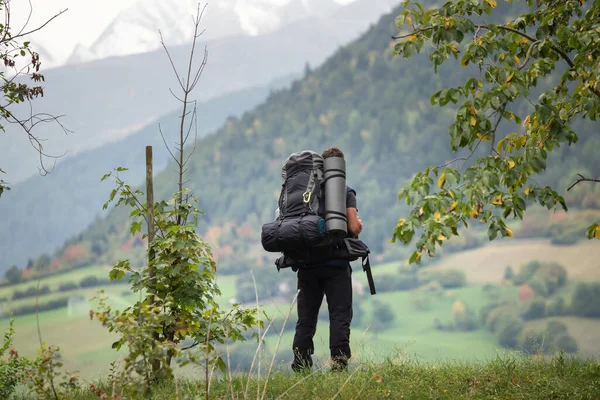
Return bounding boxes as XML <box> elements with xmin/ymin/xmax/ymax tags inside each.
<box><xmin>146</xmin><ymin>146</ymin><xmax>161</xmax><ymax>376</ymax></box>
<box><xmin>146</xmin><ymin>146</ymin><xmax>156</xmax><ymax>302</ymax></box>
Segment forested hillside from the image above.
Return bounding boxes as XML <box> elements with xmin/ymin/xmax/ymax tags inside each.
<box><xmin>18</xmin><ymin>4</ymin><xmax>600</xmax><ymax>278</ymax></box>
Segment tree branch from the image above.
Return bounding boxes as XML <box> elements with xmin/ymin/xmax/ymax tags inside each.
<box><xmin>567</xmin><ymin>174</ymin><xmax>600</xmax><ymax>191</ymax></box>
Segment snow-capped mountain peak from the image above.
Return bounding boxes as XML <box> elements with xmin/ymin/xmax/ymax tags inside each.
<box><xmin>68</xmin><ymin>0</ymin><xmax>343</xmax><ymax>65</ymax></box>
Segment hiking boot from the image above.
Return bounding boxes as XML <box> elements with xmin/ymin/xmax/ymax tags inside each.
<box><xmin>291</xmin><ymin>349</ymin><xmax>313</xmax><ymax>373</ymax></box>
<box><xmin>330</xmin><ymin>356</ymin><xmax>348</xmax><ymax>372</ymax></box>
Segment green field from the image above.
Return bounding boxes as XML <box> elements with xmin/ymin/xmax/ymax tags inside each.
<box><xmin>2</xmin><ymin>240</ymin><xmax>600</xmax><ymax>379</ymax></box>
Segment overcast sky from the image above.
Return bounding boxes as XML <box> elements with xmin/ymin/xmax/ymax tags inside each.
<box><xmin>10</xmin><ymin>0</ymin><xmax>356</xmax><ymax>65</ymax></box>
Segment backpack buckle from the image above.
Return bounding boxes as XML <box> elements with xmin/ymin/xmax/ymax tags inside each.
<box><xmin>302</xmin><ymin>191</ymin><xmax>311</xmax><ymax>203</ymax></box>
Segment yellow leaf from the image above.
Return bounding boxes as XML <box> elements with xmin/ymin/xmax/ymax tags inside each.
<box><xmin>415</xmin><ymin>251</ymin><xmax>422</xmax><ymax>264</ymax></box>
<box><xmin>434</xmin><ymin>212</ymin><xmax>442</xmax><ymax>219</ymax></box>
<box><xmin>476</xmin><ymin>38</ymin><xmax>483</xmax><ymax>45</ymax></box>
<box><xmin>524</xmin><ymin>186</ymin><xmax>530</xmax><ymax>195</ymax></box>
<box><xmin>506</xmin><ymin>227</ymin><xmax>513</xmax><ymax>238</ymax></box>
<box><xmin>448</xmin><ymin>43</ymin><xmax>458</xmax><ymax>53</ymax></box>
<box><xmin>491</xmin><ymin>195</ymin><xmax>503</xmax><ymax>205</ymax></box>
<box><xmin>514</xmin><ymin>55</ymin><xmax>520</xmax><ymax>65</ymax></box>
<box><xmin>406</xmin><ymin>15</ymin><xmax>413</xmax><ymax>28</ymax></box>
<box><xmin>470</xmin><ymin>107</ymin><xmax>477</xmax><ymax>115</ymax></box>
<box><xmin>450</xmin><ymin>201</ymin><xmax>458</xmax><ymax>212</ymax></box>
<box><xmin>437</xmin><ymin>234</ymin><xmax>447</xmax><ymax>241</ymax></box>
<box><xmin>470</xmin><ymin>116</ymin><xmax>477</xmax><ymax>126</ymax></box>
<box><xmin>594</xmin><ymin>225</ymin><xmax>600</xmax><ymax>238</ymax></box>
<box><xmin>418</xmin><ymin>207</ymin><xmax>424</xmax><ymax>218</ymax></box>
<box><xmin>438</xmin><ymin>173</ymin><xmax>446</xmax><ymax>189</ymax></box>
<box><xmin>519</xmin><ymin>37</ymin><xmax>529</xmax><ymax>44</ymax></box>
<box><xmin>406</xmin><ymin>35</ymin><xmax>418</xmax><ymax>42</ymax></box>
<box><xmin>471</xmin><ymin>208</ymin><xmax>479</xmax><ymax>218</ymax></box>
<box><xmin>373</xmin><ymin>374</ymin><xmax>383</xmax><ymax>383</ymax></box>
<box><xmin>485</xmin><ymin>0</ymin><xmax>497</xmax><ymax>7</ymax></box>
<box><xmin>506</xmin><ymin>72</ymin><xmax>514</xmax><ymax>84</ymax></box>
<box><xmin>508</xmin><ymin>160</ymin><xmax>516</xmax><ymax>169</ymax></box>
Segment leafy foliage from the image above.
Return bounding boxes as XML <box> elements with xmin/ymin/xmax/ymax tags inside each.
<box><xmin>94</xmin><ymin>169</ymin><xmax>260</xmax><ymax>393</ymax></box>
<box><xmin>391</xmin><ymin>0</ymin><xmax>600</xmax><ymax>264</ymax></box>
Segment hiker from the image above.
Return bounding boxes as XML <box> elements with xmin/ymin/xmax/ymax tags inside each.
<box><xmin>290</xmin><ymin>147</ymin><xmax>363</xmax><ymax>372</ymax></box>
<box><xmin>261</xmin><ymin>146</ymin><xmax>373</xmax><ymax>372</ymax></box>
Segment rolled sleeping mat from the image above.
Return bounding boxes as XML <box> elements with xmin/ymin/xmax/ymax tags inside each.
<box><xmin>323</xmin><ymin>156</ymin><xmax>347</xmax><ymax>238</ymax></box>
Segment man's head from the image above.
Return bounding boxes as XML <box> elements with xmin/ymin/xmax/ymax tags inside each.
<box><xmin>321</xmin><ymin>146</ymin><xmax>344</xmax><ymax>159</ymax></box>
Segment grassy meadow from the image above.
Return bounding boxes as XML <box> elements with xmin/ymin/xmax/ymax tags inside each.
<box><xmin>2</xmin><ymin>238</ymin><xmax>599</xmax><ymax>382</ymax></box>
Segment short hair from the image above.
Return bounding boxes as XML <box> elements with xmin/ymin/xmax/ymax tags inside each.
<box><xmin>321</xmin><ymin>146</ymin><xmax>344</xmax><ymax>159</ymax></box>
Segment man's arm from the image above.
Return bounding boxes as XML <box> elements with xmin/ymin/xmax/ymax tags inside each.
<box><xmin>347</xmin><ymin>207</ymin><xmax>363</xmax><ymax>237</ymax></box>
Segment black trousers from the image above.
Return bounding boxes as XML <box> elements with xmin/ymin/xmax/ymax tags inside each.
<box><xmin>292</xmin><ymin>264</ymin><xmax>353</xmax><ymax>366</ymax></box>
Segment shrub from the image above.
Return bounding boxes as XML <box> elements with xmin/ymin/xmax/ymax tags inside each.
<box><xmin>496</xmin><ymin>316</ymin><xmax>524</xmax><ymax>348</ymax></box>
<box><xmin>395</xmin><ymin>273</ymin><xmax>421</xmax><ymax>290</ymax></box>
<box><xmin>522</xmin><ymin>299</ymin><xmax>546</xmax><ymax>320</ymax></box>
<box><xmin>454</xmin><ymin>309</ymin><xmax>479</xmax><ymax>331</ymax></box>
<box><xmin>371</xmin><ymin>300</ymin><xmax>395</xmax><ymax>332</ymax></box>
<box><xmin>485</xmin><ymin>305</ymin><xmax>519</xmax><ymax>333</ymax></box>
<box><xmin>513</xmin><ymin>261</ymin><xmax>541</xmax><ymax>285</ymax></box>
<box><xmin>58</xmin><ymin>282</ymin><xmax>78</xmax><ymax>292</ymax></box>
<box><xmin>546</xmin><ymin>296</ymin><xmax>566</xmax><ymax>317</ymax></box>
<box><xmin>546</xmin><ymin>320</ymin><xmax>569</xmax><ymax>338</ymax></box>
<box><xmin>79</xmin><ymin>275</ymin><xmax>100</xmax><ymax>288</ymax></box>
<box><xmin>503</xmin><ymin>266</ymin><xmax>514</xmax><ymax>281</ymax></box>
<box><xmin>418</xmin><ymin>269</ymin><xmax>466</xmax><ymax>289</ymax></box>
<box><xmin>528</xmin><ymin>278</ymin><xmax>549</xmax><ymax>298</ymax></box>
<box><xmin>521</xmin><ymin>329</ymin><xmax>550</xmax><ymax>355</ymax></box>
<box><xmin>530</xmin><ymin>263</ymin><xmax>568</xmax><ymax>296</ymax></box>
<box><xmin>570</xmin><ymin>282</ymin><xmax>600</xmax><ymax>317</ymax></box>
<box><xmin>554</xmin><ymin>334</ymin><xmax>579</xmax><ymax>353</ymax></box>
<box><xmin>12</xmin><ymin>285</ymin><xmax>50</xmax><ymax>300</ymax></box>
<box><xmin>5</xmin><ymin>297</ymin><xmax>70</xmax><ymax>318</ymax></box>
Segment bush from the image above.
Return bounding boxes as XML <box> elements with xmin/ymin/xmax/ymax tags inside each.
<box><xmin>504</xmin><ymin>266</ymin><xmax>514</xmax><ymax>281</ymax></box>
<box><xmin>570</xmin><ymin>282</ymin><xmax>600</xmax><ymax>317</ymax></box>
<box><xmin>521</xmin><ymin>329</ymin><xmax>550</xmax><ymax>355</ymax></box>
<box><xmin>496</xmin><ymin>316</ymin><xmax>525</xmax><ymax>349</ymax></box>
<box><xmin>4</xmin><ymin>297</ymin><xmax>70</xmax><ymax>318</ymax></box>
<box><xmin>58</xmin><ymin>282</ymin><xmax>79</xmax><ymax>292</ymax></box>
<box><xmin>79</xmin><ymin>275</ymin><xmax>100</xmax><ymax>288</ymax></box>
<box><xmin>532</xmin><ymin>263</ymin><xmax>568</xmax><ymax>296</ymax></box>
<box><xmin>513</xmin><ymin>261</ymin><xmax>542</xmax><ymax>285</ymax></box>
<box><xmin>554</xmin><ymin>334</ymin><xmax>579</xmax><ymax>353</ymax></box>
<box><xmin>485</xmin><ymin>305</ymin><xmax>519</xmax><ymax>333</ymax></box>
<box><xmin>546</xmin><ymin>320</ymin><xmax>569</xmax><ymax>338</ymax></box>
<box><xmin>546</xmin><ymin>296</ymin><xmax>566</xmax><ymax>317</ymax></box>
<box><xmin>528</xmin><ymin>278</ymin><xmax>548</xmax><ymax>298</ymax></box>
<box><xmin>395</xmin><ymin>273</ymin><xmax>421</xmax><ymax>290</ymax></box>
<box><xmin>418</xmin><ymin>269</ymin><xmax>466</xmax><ymax>289</ymax></box>
<box><xmin>522</xmin><ymin>299</ymin><xmax>546</xmax><ymax>321</ymax></box>
<box><xmin>12</xmin><ymin>285</ymin><xmax>50</xmax><ymax>300</ymax></box>
<box><xmin>453</xmin><ymin>309</ymin><xmax>479</xmax><ymax>331</ymax></box>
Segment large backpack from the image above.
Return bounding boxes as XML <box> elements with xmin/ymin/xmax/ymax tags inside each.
<box><xmin>261</xmin><ymin>151</ymin><xmax>330</xmax><ymax>252</ymax></box>
<box><xmin>261</xmin><ymin>150</ymin><xmax>376</xmax><ymax>295</ymax></box>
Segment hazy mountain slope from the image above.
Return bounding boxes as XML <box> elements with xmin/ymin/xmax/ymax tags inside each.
<box><xmin>1</xmin><ymin>0</ymin><xmax>396</xmax><ymax>184</ymax></box>
<box><xmin>0</xmin><ymin>75</ymin><xmax>296</xmax><ymax>273</ymax></box>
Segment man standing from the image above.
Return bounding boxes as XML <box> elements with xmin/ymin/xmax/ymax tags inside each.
<box><xmin>291</xmin><ymin>146</ymin><xmax>363</xmax><ymax>372</ymax></box>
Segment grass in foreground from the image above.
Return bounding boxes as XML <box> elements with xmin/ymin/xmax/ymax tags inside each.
<box><xmin>36</xmin><ymin>354</ymin><xmax>600</xmax><ymax>400</ymax></box>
